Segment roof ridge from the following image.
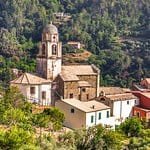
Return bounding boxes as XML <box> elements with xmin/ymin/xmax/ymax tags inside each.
<box><xmin>24</xmin><ymin>73</ymin><xmax>30</xmax><ymax>84</ymax></box>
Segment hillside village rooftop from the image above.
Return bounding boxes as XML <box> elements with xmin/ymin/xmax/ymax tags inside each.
<box><xmin>62</xmin><ymin>65</ymin><xmax>98</xmax><ymax>75</ymax></box>
<box><xmin>99</xmin><ymin>87</ymin><xmax>125</xmax><ymax>95</ymax></box>
<box><xmin>59</xmin><ymin>99</ymin><xmax>110</xmax><ymax>112</ymax></box>
<box><xmin>106</xmin><ymin>93</ymin><xmax>137</xmax><ymax>101</ymax></box>
<box><xmin>141</xmin><ymin>92</ymin><xmax>150</xmax><ymax>99</ymax></box>
<box><xmin>10</xmin><ymin>73</ymin><xmax>51</xmax><ymax>84</ymax></box>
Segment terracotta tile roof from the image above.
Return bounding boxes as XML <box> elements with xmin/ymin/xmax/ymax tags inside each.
<box><xmin>106</xmin><ymin>93</ymin><xmax>137</xmax><ymax>101</ymax></box>
<box><xmin>62</xmin><ymin>65</ymin><xmax>98</xmax><ymax>75</ymax></box>
<box><xmin>134</xmin><ymin>106</ymin><xmax>150</xmax><ymax>112</ymax></box>
<box><xmin>60</xmin><ymin>65</ymin><xmax>99</xmax><ymax>81</ymax></box>
<box><xmin>99</xmin><ymin>87</ymin><xmax>124</xmax><ymax>95</ymax></box>
<box><xmin>78</xmin><ymin>81</ymin><xmax>91</xmax><ymax>87</ymax></box>
<box><xmin>59</xmin><ymin>99</ymin><xmax>110</xmax><ymax>112</ymax></box>
<box><xmin>59</xmin><ymin>72</ymin><xmax>79</xmax><ymax>81</ymax></box>
<box><xmin>10</xmin><ymin>73</ymin><xmax>51</xmax><ymax>84</ymax></box>
<box><xmin>141</xmin><ymin>92</ymin><xmax>150</xmax><ymax>99</ymax></box>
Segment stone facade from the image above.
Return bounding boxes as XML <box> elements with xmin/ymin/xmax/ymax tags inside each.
<box><xmin>56</xmin><ymin>73</ymin><xmax>99</xmax><ymax>101</ymax></box>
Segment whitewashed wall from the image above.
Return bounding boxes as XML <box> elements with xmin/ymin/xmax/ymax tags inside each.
<box><xmin>85</xmin><ymin>109</ymin><xmax>115</xmax><ymax>128</ymax></box>
<box><xmin>39</xmin><ymin>84</ymin><xmax>51</xmax><ymax>105</ymax></box>
<box><xmin>12</xmin><ymin>83</ymin><xmax>52</xmax><ymax>105</ymax></box>
<box><xmin>113</xmin><ymin>99</ymin><xmax>139</xmax><ymax>125</ymax></box>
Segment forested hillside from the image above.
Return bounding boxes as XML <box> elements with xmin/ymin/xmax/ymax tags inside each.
<box><xmin>0</xmin><ymin>0</ymin><xmax>149</xmax><ymax>87</ymax></box>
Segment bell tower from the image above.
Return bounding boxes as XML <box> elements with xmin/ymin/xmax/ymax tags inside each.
<box><xmin>36</xmin><ymin>23</ymin><xmax>62</xmax><ymax>80</ymax></box>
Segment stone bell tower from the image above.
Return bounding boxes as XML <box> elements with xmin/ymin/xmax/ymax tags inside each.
<box><xmin>36</xmin><ymin>23</ymin><xmax>62</xmax><ymax>80</ymax></box>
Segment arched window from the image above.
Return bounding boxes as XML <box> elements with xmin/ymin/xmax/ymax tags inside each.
<box><xmin>52</xmin><ymin>44</ymin><xmax>57</xmax><ymax>55</ymax></box>
<box><xmin>42</xmin><ymin>44</ymin><xmax>46</xmax><ymax>55</ymax></box>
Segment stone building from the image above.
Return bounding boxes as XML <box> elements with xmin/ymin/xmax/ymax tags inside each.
<box><xmin>11</xmin><ymin>23</ymin><xmax>100</xmax><ymax>105</ymax></box>
<box><xmin>56</xmin><ymin>65</ymin><xmax>100</xmax><ymax>101</ymax></box>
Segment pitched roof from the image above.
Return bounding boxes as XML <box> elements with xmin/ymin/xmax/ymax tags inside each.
<box><xmin>99</xmin><ymin>87</ymin><xmax>124</xmax><ymax>95</ymax></box>
<box><xmin>59</xmin><ymin>99</ymin><xmax>110</xmax><ymax>112</ymax></box>
<box><xmin>106</xmin><ymin>93</ymin><xmax>137</xmax><ymax>101</ymax></box>
<box><xmin>10</xmin><ymin>73</ymin><xmax>51</xmax><ymax>85</ymax></box>
<box><xmin>134</xmin><ymin>106</ymin><xmax>150</xmax><ymax>112</ymax></box>
<box><xmin>59</xmin><ymin>72</ymin><xmax>79</xmax><ymax>81</ymax></box>
<box><xmin>141</xmin><ymin>92</ymin><xmax>150</xmax><ymax>99</ymax></box>
<box><xmin>62</xmin><ymin>65</ymin><xmax>98</xmax><ymax>75</ymax></box>
<box><xmin>60</xmin><ymin>65</ymin><xmax>99</xmax><ymax>82</ymax></box>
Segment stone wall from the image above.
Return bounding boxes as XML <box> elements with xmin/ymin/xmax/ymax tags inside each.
<box><xmin>78</xmin><ymin>75</ymin><xmax>98</xmax><ymax>100</ymax></box>
<box><xmin>79</xmin><ymin>87</ymin><xmax>96</xmax><ymax>101</ymax></box>
<box><xmin>64</xmin><ymin>81</ymin><xmax>79</xmax><ymax>99</ymax></box>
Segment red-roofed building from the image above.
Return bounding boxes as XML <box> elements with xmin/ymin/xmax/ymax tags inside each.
<box><xmin>132</xmin><ymin>91</ymin><xmax>150</xmax><ymax>124</ymax></box>
<box><xmin>133</xmin><ymin>106</ymin><xmax>150</xmax><ymax>122</ymax></box>
<box><xmin>133</xmin><ymin>92</ymin><xmax>150</xmax><ymax>109</ymax></box>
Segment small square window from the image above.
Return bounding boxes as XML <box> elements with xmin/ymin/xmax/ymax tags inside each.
<box><xmin>127</xmin><ymin>101</ymin><xmax>129</xmax><ymax>105</ymax></box>
<box><xmin>71</xmin><ymin>108</ymin><xmax>74</xmax><ymax>113</ymax></box>
<box><xmin>82</xmin><ymin>88</ymin><xmax>86</xmax><ymax>92</ymax></box>
<box><xmin>69</xmin><ymin>93</ymin><xmax>73</xmax><ymax>98</ymax></box>
<box><xmin>30</xmin><ymin>87</ymin><xmax>35</xmax><ymax>95</ymax></box>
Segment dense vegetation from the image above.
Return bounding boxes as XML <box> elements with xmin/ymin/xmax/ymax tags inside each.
<box><xmin>0</xmin><ymin>0</ymin><xmax>149</xmax><ymax>87</ymax></box>
<box><xmin>0</xmin><ymin>86</ymin><xmax>150</xmax><ymax>149</ymax></box>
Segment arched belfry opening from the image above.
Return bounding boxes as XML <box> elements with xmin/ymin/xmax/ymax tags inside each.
<box><xmin>42</xmin><ymin>44</ymin><xmax>46</xmax><ymax>55</ymax></box>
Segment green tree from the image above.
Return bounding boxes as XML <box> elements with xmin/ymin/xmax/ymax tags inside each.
<box><xmin>120</xmin><ymin>117</ymin><xmax>143</xmax><ymax>137</ymax></box>
<box><xmin>43</xmin><ymin>108</ymin><xmax>65</xmax><ymax>131</ymax></box>
<box><xmin>0</xmin><ymin>126</ymin><xmax>38</xmax><ymax>150</ymax></box>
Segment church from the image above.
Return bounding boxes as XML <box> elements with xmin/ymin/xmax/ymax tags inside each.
<box><xmin>11</xmin><ymin>23</ymin><xmax>139</xmax><ymax>129</ymax></box>
<box><xmin>11</xmin><ymin>23</ymin><xmax>100</xmax><ymax>106</ymax></box>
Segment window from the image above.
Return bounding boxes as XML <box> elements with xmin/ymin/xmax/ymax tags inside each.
<box><xmin>42</xmin><ymin>91</ymin><xmax>46</xmax><ymax>99</ymax></box>
<box><xmin>86</xmin><ymin>94</ymin><xmax>89</xmax><ymax>100</ymax></box>
<box><xmin>136</xmin><ymin>112</ymin><xmax>140</xmax><ymax>117</ymax></box>
<box><xmin>127</xmin><ymin>101</ymin><xmax>129</xmax><ymax>105</ymax></box>
<box><xmin>52</xmin><ymin>44</ymin><xmax>57</xmax><ymax>55</ymax></box>
<box><xmin>135</xmin><ymin>100</ymin><xmax>137</xmax><ymax>104</ymax></box>
<box><xmin>82</xmin><ymin>88</ymin><xmax>86</xmax><ymax>92</ymax></box>
<box><xmin>53</xmin><ymin>36</ymin><xmax>56</xmax><ymax>42</ymax></box>
<box><xmin>42</xmin><ymin>44</ymin><xmax>46</xmax><ymax>55</ymax></box>
<box><xmin>30</xmin><ymin>87</ymin><xmax>35</xmax><ymax>95</ymax></box>
<box><xmin>98</xmin><ymin>112</ymin><xmax>101</xmax><ymax>120</ymax></box>
<box><xmin>71</xmin><ymin>108</ymin><xmax>74</xmax><ymax>113</ymax></box>
<box><xmin>106</xmin><ymin>111</ymin><xmax>109</xmax><ymax>118</ymax></box>
<box><xmin>78</xmin><ymin>94</ymin><xmax>81</xmax><ymax>100</ymax></box>
<box><xmin>91</xmin><ymin>116</ymin><xmax>94</xmax><ymax>123</ymax></box>
<box><xmin>69</xmin><ymin>93</ymin><xmax>73</xmax><ymax>98</ymax></box>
